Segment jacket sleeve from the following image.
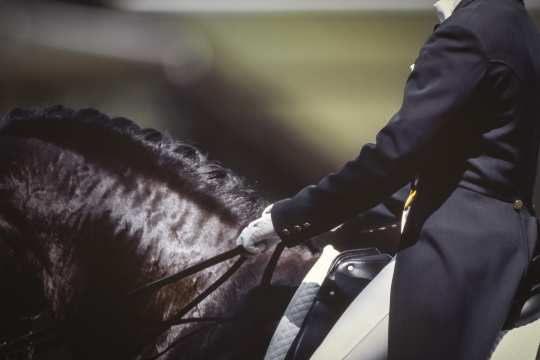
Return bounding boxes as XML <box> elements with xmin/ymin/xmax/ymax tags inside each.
<box><xmin>271</xmin><ymin>24</ymin><xmax>488</xmax><ymax>246</ymax></box>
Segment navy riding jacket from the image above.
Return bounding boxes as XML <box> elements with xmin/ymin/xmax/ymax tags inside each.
<box><xmin>271</xmin><ymin>0</ymin><xmax>540</xmax><ymax>358</ymax></box>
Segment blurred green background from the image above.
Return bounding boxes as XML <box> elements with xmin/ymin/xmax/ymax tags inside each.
<box><xmin>4</xmin><ymin>2</ymin><xmax>538</xmax><ymax>199</ymax></box>
<box><xmin>191</xmin><ymin>13</ymin><xmax>433</xmax><ymax>161</ymax></box>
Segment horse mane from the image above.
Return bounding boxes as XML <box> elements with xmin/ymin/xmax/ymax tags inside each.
<box><xmin>0</xmin><ymin>105</ymin><xmax>288</xmax><ymax>358</ymax></box>
<box><xmin>0</xmin><ymin>105</ymin><xmax>264</xmax><ymax>226</ymax></box>
<box><xmin>0</xmin><ymin>106</ymin><xmax>315</xmax><ymax>360</ymax></box>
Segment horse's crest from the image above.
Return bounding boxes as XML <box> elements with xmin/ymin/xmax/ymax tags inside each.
<box><xmin>0</xmin><ymin>106</ymin><xmax>313</xmax><ymax>359</ymax></box>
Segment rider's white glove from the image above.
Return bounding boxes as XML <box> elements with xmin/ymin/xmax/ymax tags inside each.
<box><xmin>236</xmin><ymin>204</ymin><xmax>281</xmax><ymax>255</ymax></box>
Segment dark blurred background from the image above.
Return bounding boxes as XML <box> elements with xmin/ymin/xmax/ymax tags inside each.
<box><xmin>6</xmin><ymin>0</ymin><xmax>540</xmax><ymax>201</ymax></box>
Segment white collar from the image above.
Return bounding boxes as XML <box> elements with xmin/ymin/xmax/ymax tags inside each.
<box><xmin>434</xmin><ymin>0</ymin><xmax>462</xmax><ymax>22</ymax></box>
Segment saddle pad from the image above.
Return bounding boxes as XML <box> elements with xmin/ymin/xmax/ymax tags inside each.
<box><xmin>264</xmin><ymin>245</ymin><xmax>340</xmax><ymax>360</ymax></box>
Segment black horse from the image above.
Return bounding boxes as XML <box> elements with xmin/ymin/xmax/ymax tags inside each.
<box><xmin>0</xmin><ymin>106</ymin><xmax>315</xmax><ymax>360</ymax></box>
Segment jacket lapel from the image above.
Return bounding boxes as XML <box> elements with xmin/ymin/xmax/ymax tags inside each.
<box><xmin>456</xmin><ymin>0</ymin><xmax>524</xmax><ymax>12</ymax></box>
<box><xmin>454</xmin><ymin>0</ymin><xmax>477</xmax><ymax>11</ymax></box>
<box><xmin>450</xmin><ymin>0</ymin><xmax>525</xmax><ymax>26</ymax></box>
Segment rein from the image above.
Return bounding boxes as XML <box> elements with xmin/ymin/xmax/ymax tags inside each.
<box><xmin>128</xmin><ymin>246</ymin><xmax>247</xmax><ymax>298</ymax></box>
<box><xmin>140</xmin><ymin>243</ymin><xmax>285</xmax><ymax>360</ymax></box>
<box><xmin>0</xmin><ymin>243</ymin><xmax>285</xmax><ymax>359</ymax></box>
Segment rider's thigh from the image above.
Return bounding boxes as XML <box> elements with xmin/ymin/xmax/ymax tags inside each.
<box><xmin>310</xmin><ymin>258</ymin><xmax>395</xmax><ymax>360</ymax></box>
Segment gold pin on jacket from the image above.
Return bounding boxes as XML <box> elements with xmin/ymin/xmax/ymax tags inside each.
<box><xmin>404</xmin><ymin>189</ymin><xmax>417</xmax><ymax>210</ymax></box>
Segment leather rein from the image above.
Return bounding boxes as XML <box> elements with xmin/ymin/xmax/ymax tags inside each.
<box><xmin>0</xmin><ymin>243</ymin><xmax>285</xmax><ymax>359</ymax></box>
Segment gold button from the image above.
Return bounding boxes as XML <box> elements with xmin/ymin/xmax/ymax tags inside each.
<box><xmin>294</xmin><ymin>225</ymin><xmax>302</xmax><ymax>232</ymax></box>
<box><xmin>303</xmin><ymin>222</ymin><xmax>311</xmax><ymax>228</ymax></box>
<box><xmin>283</xmin><ymin>228</ymin><xmax>290</xmax><ymax>236</ymax></box>
<box><xmin>513</xmin><ymin>199</ymin><xmax>523</xmax><ymax>210</ymax></box>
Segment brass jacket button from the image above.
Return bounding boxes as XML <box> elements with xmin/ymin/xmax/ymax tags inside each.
<box><xmin>513</xmin><ymin>199</ymin><xmax>524</xmax><ymax>210</ymax></box>
<box><xmin>282</xmin><ymin>228</ymin><xmax>291</xmax><ymax>236</ymax></box>
<box><xmin>303</xmin><ymin>222</ymin><xmax>311</xmax><ymax>228</ymax></box>
<box><xmin>294</xmin><ymin>225</ymin><xmax>302</xmax><ymax>232</ymax></box>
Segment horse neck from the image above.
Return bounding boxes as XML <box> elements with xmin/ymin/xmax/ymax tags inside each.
<box><xmin>1</xmin><ymin>141</ymin><xmax>314</xmax><ymax>359</ymax></box>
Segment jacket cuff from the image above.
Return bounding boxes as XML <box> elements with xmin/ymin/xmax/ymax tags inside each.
<box><xmin>270</xmin><ymin>198</ymin><xmax>315</xmax><ymax>247</ymax></box>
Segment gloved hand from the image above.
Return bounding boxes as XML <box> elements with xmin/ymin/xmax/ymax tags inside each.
<box><xmin>236</xmin><ymin>204</ymin><xmax>281</xmax><ymax>255</ymax></box>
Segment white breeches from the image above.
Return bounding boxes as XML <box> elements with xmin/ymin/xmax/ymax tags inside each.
<box><xmin>309</xmin><ymin>258</ymin><xmax>395</xmax><ymax>360</ymax></box>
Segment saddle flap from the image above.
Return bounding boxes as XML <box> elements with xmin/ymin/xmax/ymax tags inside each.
<box><xmin>334</xmin><ymin>253</ymin><xmax>393</xmax><ymax>281</ymax></box>
<box><xmin>529</xmin><ymin>254</ymin><xmax>540</xmax><ymax>285</ymax></box>
<box><xmin>504</xmin><ymin>253</ymin><xmax>540</xmax><ymax>329</ymax></box>
<box><xmin>328</xmin><ymin>247</ymin><xmax>381</xmax><ymax>274</ymax></box>
<box><xmin>285</xmin><ymin>249</ymin><xmax>392</xmax><ymax>360</ymax></box>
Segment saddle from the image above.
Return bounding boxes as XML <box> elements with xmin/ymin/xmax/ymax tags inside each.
<box><xmin>269</xmin><ymin>248</ymin><xmax>540</xmax><ymax>360</ymax></box>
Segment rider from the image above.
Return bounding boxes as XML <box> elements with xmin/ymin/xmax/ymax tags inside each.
<box><xmin>237</xmin><ymin>0</ymin><xmax>540</xmax><ymax>358</ymax></box>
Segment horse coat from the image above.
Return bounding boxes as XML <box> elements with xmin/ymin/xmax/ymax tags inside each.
<box><xmin>270</xmin><ymin>0</ymin><xmax>540</xmax><ymax>358</ymax></box>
